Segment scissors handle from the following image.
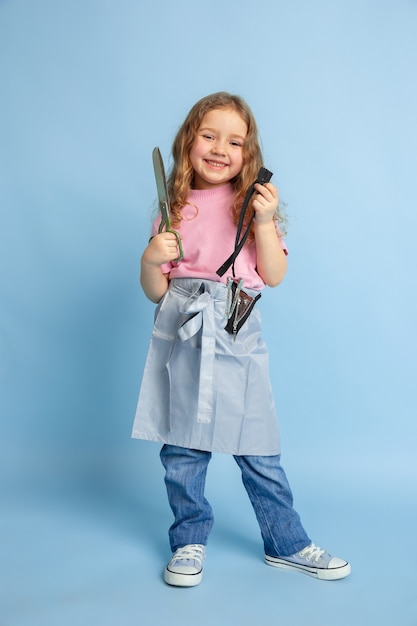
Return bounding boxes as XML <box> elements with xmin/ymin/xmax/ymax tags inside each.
<box><xmin>158</xmin><ymin>205</ymin><xmax>184</xmax><ymax>262</ymax></box>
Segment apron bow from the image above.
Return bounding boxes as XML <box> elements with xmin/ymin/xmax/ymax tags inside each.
<box><xmin>177</xmin><ymin>288</ymin><xmax>216</xmax><ymax>424</ymax></box>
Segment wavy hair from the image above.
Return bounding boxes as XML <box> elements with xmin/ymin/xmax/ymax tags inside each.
<box><xmin>167</xmin><ymin>92</ymin><xmax>286</xmax><ymax>238</ymax></box>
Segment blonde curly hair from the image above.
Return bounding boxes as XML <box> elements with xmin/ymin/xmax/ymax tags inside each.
<box><xmin>167</xmin><ymin>92</ymin><xmax>286</xmax><ymax>238</ymax></box>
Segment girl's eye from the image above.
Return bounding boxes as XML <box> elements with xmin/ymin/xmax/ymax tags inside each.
<box><xmin>203</xmin><ymin>134</ymin><xmax>214</xmax><ymax>141</ymax></box>
<box><xmin>230</xmin><ymin>141</ymin><xmax>242</xmax><ymax>147</ymax></box>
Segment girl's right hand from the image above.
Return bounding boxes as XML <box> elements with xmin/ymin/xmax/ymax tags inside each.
<box><xmin>142</xmin><ymin>232</ymin><xmax>182</xmax><ymax>266</ymax></box>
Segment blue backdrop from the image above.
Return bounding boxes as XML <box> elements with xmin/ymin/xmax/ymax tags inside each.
<box><xmin>1</xmin><ymin>1</ymin><xmax>416</xmax><ymax>625</ymax></box>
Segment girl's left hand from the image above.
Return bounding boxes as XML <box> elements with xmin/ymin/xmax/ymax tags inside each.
<box><xmin>252</xmin><ymin>182</ymin><xmax>279</xmax><ymax>224</ymax></box>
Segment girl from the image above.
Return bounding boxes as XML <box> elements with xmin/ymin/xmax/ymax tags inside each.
<box><xmin>132</xmin><ymin>92</ymin><xmax>350</xmax><ymax>587</ymax></box>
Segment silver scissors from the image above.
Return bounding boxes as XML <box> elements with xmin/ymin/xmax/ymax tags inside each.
<box><xmin>152</xmin><ymin>146</ymin><xmax>184</xmax><ymax>262</ymax></box>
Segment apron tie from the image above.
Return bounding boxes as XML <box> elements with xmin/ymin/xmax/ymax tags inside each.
<box><xmin>178</xmin><ymin>289</ymin><xmax>216</xmax><ymax>424</ymax></box>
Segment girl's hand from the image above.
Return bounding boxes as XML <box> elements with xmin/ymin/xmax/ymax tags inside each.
<box><xmin>252</xmin><ymin>182</ymin><xmax>279</xmax><ymax>224</ymax></box>
<box><xmin>252</xmin><ymin>182</ymin><xmax>287</xmax><ymax>287</ymax></box>
<box><xmin>141</xmin><ymin>232</ymin><xmax>180</xmax><ymax>303</ymax></box>
<box><xmin>142</xmin><ymin>232</ymin><xmax>182</xmax><ymax>267</ymax></box>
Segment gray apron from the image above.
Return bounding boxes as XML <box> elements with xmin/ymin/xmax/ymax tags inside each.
<box><xmin>132</xmin><ymin>278</ymin><xmax>281</xmax><ymax>455</ymax></box>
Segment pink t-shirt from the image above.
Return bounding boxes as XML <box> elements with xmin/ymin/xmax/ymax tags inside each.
<box><xmin>153</xmin><ymin>183</ymin><xmax>287</xmax><ymax>291</ymax></box>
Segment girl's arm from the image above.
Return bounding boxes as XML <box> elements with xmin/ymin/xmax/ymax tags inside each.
<box><xmin>140</xmin><ymin>232</ymin><xmax>179</xmax><ymax>303</ymax></box>
<box><xmin>252</xmin><ymin>183</ymin><xmax>287</xmax><ymax>287</ymax></box>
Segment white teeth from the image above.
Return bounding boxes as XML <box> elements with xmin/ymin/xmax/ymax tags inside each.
<box><xmin>206</xmin><ymin>160</ymin><xmax>226</xmax><ymax>168</ymax></box>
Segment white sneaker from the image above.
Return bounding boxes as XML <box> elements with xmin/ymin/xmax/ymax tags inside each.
<box><xmin>164</xmin><ymin>544</ymin><xmax>206</xmax><ymax>587</ymax></box>
<box><xmin>265</xmin><ymin>543</ymin><xmax>351</xmax><ymax>580</ymax></box>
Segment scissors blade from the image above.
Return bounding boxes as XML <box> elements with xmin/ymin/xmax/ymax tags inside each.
<box><xmin>152</xmin><ymin>147</ymin><xmax>170</xmax><ymax>222</ymax></box>
<box><xmin>151</xmin><ymin>146</ymin><xmax>184</xmax><ymax>262</ymax></box>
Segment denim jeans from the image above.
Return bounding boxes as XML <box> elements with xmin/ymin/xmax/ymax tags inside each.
<box><xmin>160</xmin><ymin>444</ymin><xmax>311</xmax><ymax>557</ymax></box>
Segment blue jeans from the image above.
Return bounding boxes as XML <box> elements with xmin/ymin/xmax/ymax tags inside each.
<box><xmin>160</xmin><ymin>445</ymin><xmax>311</xmax><ymax>557</ymax></box>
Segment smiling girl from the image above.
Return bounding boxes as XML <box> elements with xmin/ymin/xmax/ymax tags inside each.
<box><xmin>132</xmin><ymin>92</ymin><xmax>350</xmax><ymax>587</ymax></box>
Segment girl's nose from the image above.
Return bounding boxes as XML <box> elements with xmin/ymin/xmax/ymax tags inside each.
<box><xmin>212</xmin><ymin>140</ymin><xmax>226</xmax><ymax>155</ymax></box>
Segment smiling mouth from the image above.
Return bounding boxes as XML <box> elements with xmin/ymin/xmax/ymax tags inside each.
<box><xmin>205</xmin><ymin>160</ymin><xmax>227</xmax><ymax>168</ymax></box>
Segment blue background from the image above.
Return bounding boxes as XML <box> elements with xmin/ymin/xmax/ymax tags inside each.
<box><xmin>1</xmin><ymin>1</ymin><xmax>416</xmax><ymax>624</ymax></box>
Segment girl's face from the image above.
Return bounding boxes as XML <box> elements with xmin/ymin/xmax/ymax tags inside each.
<box><xmin>189</xmin><ymin>108</ymin><xmax>248</xmax><ymax>190</ymax></box>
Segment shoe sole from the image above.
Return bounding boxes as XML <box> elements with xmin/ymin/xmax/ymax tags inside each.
<box><xmin>164</xmin><ymin>567</ymin><xmax>203</xmax><ymax>587</ymax></box>
<box><xmin>265</xmin><ymin>555</ymin><xmax>351</xmax><ymax>581</ymax></box>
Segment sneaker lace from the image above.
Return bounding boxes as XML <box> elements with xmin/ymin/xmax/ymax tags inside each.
<box><xmin>299</xmin><ymin>544</ymin><xmax>325</xmax><ymax>563</ymax></box>
<box><xmin>172</xmin><ymin>544</ymin><xmax>205</xmax><ymax>564</ymax></box>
